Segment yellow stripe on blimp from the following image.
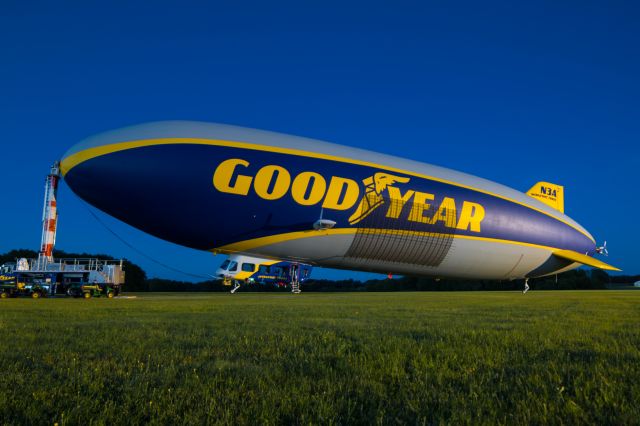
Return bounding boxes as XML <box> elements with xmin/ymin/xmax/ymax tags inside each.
<box><xmin>214</xmin><ymin>228</ymin><xmax>560</xmax><ymax>255</ymax></box>
<box><xmin>60</xmin><ymin>138</ymin><xmax>594</xmax><ymax>243</ymax></box>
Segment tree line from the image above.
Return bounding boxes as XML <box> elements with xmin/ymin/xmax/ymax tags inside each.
<box><xmin>1</xmin><ymin>249</ymin><xmax>637</xmax><ymax>292</ymax></box>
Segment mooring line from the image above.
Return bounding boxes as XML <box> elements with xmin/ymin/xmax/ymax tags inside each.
<box><xmin>82</xmin><ymin>202</ymin><xmax>211</xmax><ymax>280</ymax></box>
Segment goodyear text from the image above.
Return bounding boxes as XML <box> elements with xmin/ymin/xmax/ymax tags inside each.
<box><xmin>213</xmin><ymin>158</ymin><xmax>485</xmax><ymax>232</ymax></box>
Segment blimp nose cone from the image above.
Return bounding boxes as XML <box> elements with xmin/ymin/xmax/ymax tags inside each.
<box><xmin>60</xmin><ymin>121</ymin><xmax>259</xmax><ymax>251</ymax></box>
<box><xmin>63</xmin><ymin>148</ymin><xmax>212</xmax><ymax>250</ymax></box>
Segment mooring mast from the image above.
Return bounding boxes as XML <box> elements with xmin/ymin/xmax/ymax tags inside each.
<box><xmin>38</xmin><ymin>161</ymin><xmax>61</xmax><ymax>263</ymax></box>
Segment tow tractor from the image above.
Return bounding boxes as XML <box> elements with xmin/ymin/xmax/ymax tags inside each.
<box><xmin>67</xmin><ymin>280</ymin><xmax>118</xmax><ymax>299</ymax></box>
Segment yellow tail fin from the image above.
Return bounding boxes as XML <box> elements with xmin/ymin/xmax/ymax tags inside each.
<box><xmin>526</xmin><ymin>181</ymin><xmax>564</xmax><ymax>213</ymax></box>
<box><xmin>553</xmin><ymin>250</ymin><xmax>621</xmax><ymax>271</ymax></box>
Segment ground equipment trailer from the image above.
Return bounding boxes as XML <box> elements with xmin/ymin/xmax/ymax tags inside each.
<box><xmin>0</xmin><ymin>162</ymin><xmax>126</xmax><ymax>300</ymax></box>
<box><xmin>0</xmin><ymin>257</ymin><xmax>124</xmax><ymax>299</ymax></box>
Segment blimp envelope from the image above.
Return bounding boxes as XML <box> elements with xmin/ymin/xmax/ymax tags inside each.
<box><xmin>61</xmin><ymin>121</ymin><xmax>619</xmax><ymax>280</ymax></box>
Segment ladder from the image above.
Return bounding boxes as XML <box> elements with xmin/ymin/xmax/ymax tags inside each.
<box><xmin>290</xmin><ymin>264</ymin><xmax>301</xmax><ymax>294</ymax></box>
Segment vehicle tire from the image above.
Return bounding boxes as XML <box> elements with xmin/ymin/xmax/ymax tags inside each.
<box><xmin>107</xmin><ymin>292</ymin><xmax>114</xmax><ymax>299</ymax></box>
<box><xmin>0</xmin><ymin>292</ymin><xmax>7</xmax><ymax>299</ymax></box>
<box><xmin>31</xmin><ymin>292</ymin><xmax>40</xmax><ymax>299</ymax></box>
<box><xmin>83</xmin><ymin>292</ymin><xmax>92</xmax><ymax>299</ymax></box>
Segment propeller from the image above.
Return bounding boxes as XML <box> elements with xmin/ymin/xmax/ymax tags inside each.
<box><xmin>596</xmin><ymin>241</ymin><xmax>608</xmax><ymax>256</ymax></box>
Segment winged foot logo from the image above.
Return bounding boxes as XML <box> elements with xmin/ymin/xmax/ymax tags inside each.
<box><xmin>212</xmin><ymin>158</ymin><xmax>485</xmax><ymax>232</ymax></box>
<box><xmin>347</xmin><ymin>173</ymin><xmax>410</xmax><ymax>225</ymax></box>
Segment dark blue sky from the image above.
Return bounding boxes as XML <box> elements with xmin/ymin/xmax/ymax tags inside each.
<box><xmin>1</xmin><ymin>1</ymin><xmax>638</xmax><ymax>280</ymax></box>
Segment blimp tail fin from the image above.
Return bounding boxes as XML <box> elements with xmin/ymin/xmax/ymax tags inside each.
<box><xmin>553</xmin><ymin>249</ymin><xmax>621</xmax><ymax>271</ymax></box>
<box><xmin>526</xmin><ymin>182</ymin><xmax>564</xmax><ymax>213</ymax></box>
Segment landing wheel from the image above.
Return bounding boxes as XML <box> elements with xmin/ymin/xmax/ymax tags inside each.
<box><xmin>0</xmin><ymin>292</ymin><xmax>8</xmax><ymax>299</ymax></box>
<box><xmin>83</xmin><ymin>292</ymin><xmax>92</xmax><ymax>299</ymax></box>
<box><xmin>107</xmin><ymin>292</ymin><xmax>114</xmax><ymax>299</ymax></box>
<box><xmin>31</xmin><ymin>292</ymin><xmax>40</xmax><ymax>299</ymax></box>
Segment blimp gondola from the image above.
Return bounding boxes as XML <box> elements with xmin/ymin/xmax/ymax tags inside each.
<box><xmin>60</xmin><ymin>121</ymin><xmax>618</xmax><ymax>285</ymax></box>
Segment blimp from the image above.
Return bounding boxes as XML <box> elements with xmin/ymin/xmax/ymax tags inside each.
<box><xmin>60</xmin><ymin>121</ymin><xmax>618</xmax><ymax>290</ymax></box>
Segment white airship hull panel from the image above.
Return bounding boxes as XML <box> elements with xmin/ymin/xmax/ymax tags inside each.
<box><xmin>232</xmin><ymin>233</ymin><xmax>570</xmax><ymax>280</ymax></box>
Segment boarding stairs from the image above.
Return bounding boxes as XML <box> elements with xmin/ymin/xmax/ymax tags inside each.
<box><xmin>290</xmin><ymin>264</ymin><xmax>302</xmax><ymax>294</ymax></box>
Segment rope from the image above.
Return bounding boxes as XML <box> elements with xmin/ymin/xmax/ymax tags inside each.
<box><xmin>83</xmin><ymin>203</ymin><xmax>212</xmax><ymax>280</ymax></box>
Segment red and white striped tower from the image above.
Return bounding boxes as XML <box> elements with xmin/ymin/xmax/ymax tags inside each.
<box><xmin>39</xmin><ymin>161</ymin><xmax>61</xmax><ymax>263</ymax></box>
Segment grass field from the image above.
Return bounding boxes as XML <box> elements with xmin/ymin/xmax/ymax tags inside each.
<box><xmin>0</xmin><ymin>291</ymin><xmax>639</xmax><ymax>425</ymax></box>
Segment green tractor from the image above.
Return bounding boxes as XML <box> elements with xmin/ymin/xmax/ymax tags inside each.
<box><xmin>67</xmin><ymin>282</ymin><xmax>117</xmax><ymax>299</ymax></box>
